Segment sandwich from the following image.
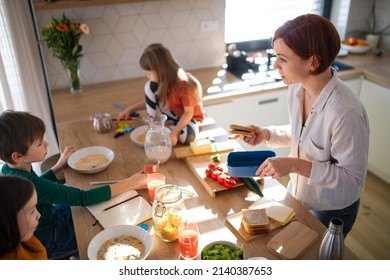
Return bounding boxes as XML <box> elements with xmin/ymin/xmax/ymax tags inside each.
<box><xmin>241</xmin><ymin>208</ymin><xmax>271</xmax><ymax>235</ymax></box>
<box><xmin>229</xmin><ymin>124</ymin><xmax>254</xmax><ymax>137</ymax></box>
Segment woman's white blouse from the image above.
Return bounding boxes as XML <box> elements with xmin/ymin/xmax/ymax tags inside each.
<box><xmin>266</xmin><ymin>70</ymin><xmax>370</xmax><ymax>211</ymax></box>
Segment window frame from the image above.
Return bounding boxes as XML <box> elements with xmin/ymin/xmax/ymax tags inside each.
<box><xmin>225</xmin><ymin>0</ymin><xmax>333</xmax><ymax>52</ymax></box>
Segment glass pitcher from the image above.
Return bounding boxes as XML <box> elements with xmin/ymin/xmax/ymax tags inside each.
<box><xmin>144</xmin><ymin>114</ymin><xmax>172</xmax><ymax>164</ymax></box>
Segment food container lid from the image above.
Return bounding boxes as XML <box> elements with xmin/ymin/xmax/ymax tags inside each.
<box><xmin>227</xmin><ymin>150</ymin><xmax>275</xmax><ymax>177</ymax></box>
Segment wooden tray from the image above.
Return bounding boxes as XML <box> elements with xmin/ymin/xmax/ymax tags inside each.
<box><xmin>185</xmin><ymin>152</ymin><xmax>245</xmax><ymax>197</ymax></box>
<box><xmin>266</xmin><ymin>221</ymin><xmax>319</xmax><ymax>259</ymax></box>
<box><xmin>225</xmin><ymin>211</ymin><xmax>283</xmax><ymax>241</ymax></box>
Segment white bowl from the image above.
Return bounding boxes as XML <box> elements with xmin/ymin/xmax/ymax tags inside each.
<box><xmin>67</xmin><ymin>146</ymin><xmax>114</xmax><ymax>174</ymax></box>
<box><xmin>130</xmin><ymin>125</ymin><xmax>171</xmax><ymax>147</ymax></box>
<box><xmin>87</xmin><ymin>225</ymin><xmax>152</xmax><ymax>260</ymax></box>
<box><xmin>341</xmin><ymin>42</ymin><xmax>371</xmax><ymax>54</ymax></box>
<box><xmin>201</xmin><ymin>240</ymin><xmax>244</xmax><ymax>260</ymax></box>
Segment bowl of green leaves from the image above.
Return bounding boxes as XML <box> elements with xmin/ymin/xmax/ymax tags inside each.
<box><xmin>201</xmin><ymin>241</ymin><xmax>244</xmax><ymax>260</ymax></box>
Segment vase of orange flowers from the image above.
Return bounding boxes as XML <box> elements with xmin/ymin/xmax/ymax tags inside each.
<box><xmin>39</xmin><ymin>13</ymin><xmax>89</xmax><ymax>94</ymax></box>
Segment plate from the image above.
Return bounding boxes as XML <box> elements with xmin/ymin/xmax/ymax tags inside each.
<box><xmin>130</xmin><ymin>125</ymin><xmax>171</xmax><ymax>147</ymax></box>
<box><xmin>67</xmin><ymin>146</ymin><xmax>114</xmax><ymax>174</ymax></box>
<box><xmin>87</xmin><ymin>225</ymin><xmax>152</xmax><ymax>260</ymax></box>
<box><xmin>341</xmin><ymin>42</ymin><xmax>371</xmax><ymax>54</ymax></box>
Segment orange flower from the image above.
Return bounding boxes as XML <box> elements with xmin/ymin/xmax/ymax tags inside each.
<box><xmin>56</xmin><ymin>23</ymin><xmax>68</xmax><ymax>32</ymax></box>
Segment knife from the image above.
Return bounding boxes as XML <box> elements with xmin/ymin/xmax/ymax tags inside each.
<box><xmin>241</xmin><ymin>177</ymin><xmax>264</xmax><ymax>197</ymax></box>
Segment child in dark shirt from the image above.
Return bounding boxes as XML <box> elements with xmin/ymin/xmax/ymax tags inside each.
<box><xmin>0</xmin><ymin>110</ymin><xmax>147</xmax><ymax>259</ymax></box>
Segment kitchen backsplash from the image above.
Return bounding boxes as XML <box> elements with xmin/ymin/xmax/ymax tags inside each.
<box><xmin>35</xmin><ymin>0</ymin><xmax>226</xmax><ymax>90</ymax></box>
<box><xmin>35</xmin><ymin>0</ymin><xmax>390</xmax><ymax>91</ymax></box>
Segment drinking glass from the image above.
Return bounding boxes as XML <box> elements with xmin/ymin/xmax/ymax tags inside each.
<box><xmin>146</xmin><ymin>173</ymin><xmax>165</xmax><ymax>202</ymax></box>
<box><xmin>178</xmin><ymin>223</ymin><xmax>199</xmax><ymax>260</ymax></box>
<box><xmin>141</xmin><ymin>158</ymin><xmax>160</xmax><ymax>174</ymax></box>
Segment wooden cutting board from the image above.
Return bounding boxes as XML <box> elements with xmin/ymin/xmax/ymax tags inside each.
<box><xmin>225</xmin><ymin>211</ymin><xmax>284</xmax><ymax>241</ymax></box>
<box><xmin>266</xmin><ymin>221</ymin><xmax>319</xmax><ymax>259</ymax></box>
<box><xmin>184</xmin><ymin>152</ymin><xmax>249</xmax><ymax>197</ymax></box>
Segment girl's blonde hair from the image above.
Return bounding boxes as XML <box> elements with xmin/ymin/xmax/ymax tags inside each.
<box><xmin>139</xmin><ymin>43</ymin><xmax>202</xmax><ymax>109</ymax></box>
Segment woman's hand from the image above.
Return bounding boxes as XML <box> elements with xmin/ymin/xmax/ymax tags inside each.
<box><xmin>51</xmin><ymin>146</ymin><xmax>76</xmax><ymax>174</ymax></box>
<box><xmin>256</xmin><ymin>157</ymin><xmax>312</xmax><ymax>179</ymax></box>
<box><xmin>233</xmin><ymin>125</ymin><xmax>270</xmax><ymax>146</ymax></box>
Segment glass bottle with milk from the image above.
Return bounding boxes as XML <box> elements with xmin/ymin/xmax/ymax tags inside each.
<box><xmin>144</xmin><ymin>114</ymin><xmax>172</xmax><ymax>163</ymax></box>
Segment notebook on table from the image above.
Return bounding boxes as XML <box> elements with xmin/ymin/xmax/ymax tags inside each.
<box><xmin>86</xmin><ymin>190</ymin><xmax>152</xmax><ymax>229</ymax></box>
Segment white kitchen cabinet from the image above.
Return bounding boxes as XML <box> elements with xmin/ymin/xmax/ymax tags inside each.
<box><xmin>203</xmin><ymin>101</ymin><xmax>233</xmax><ymax>132</ymax></box>
<box><xmin>360</xmin><ymin>79</ymin><xmax>390</xmax><ymax>184</ymax></box>
<box><xmin>232</xmin><ymin>89</ymin><xmax>290</xmax><ymax>156</ymax></box>
<box><xmin>343</xmin><ymin>77</ymin><xmax>362</xmax><ymax>96</ymax></box>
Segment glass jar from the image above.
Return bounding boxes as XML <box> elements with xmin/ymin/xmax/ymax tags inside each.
<box><xmin>93</xmin><ymin>113</ymin><xmax>112</xmax><ymax>133</ymax></box>
<box><xmin>152</xmin><ymin>184</ymin><xmax>187</xmax><ymax>242</ymax></box>
<box><xmin>144</xmin><ymin>114</ymin><xmax>172</xmax><ymax>164</ymax></box>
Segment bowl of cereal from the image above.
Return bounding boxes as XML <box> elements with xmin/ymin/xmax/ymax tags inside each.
<box><xmin>67</xmin><ymin>146</ymin><xmax>114</xmax><ymax>174</ymax></box>
<box><xmin>87</xmin><ymin>225</ymin><xmax>152</xmax><ymax>260</ymax></box>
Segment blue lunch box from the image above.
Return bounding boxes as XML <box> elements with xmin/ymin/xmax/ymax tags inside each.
<box><xmin>227</xmin><ymin>150</ymin><xmax>276</xmax><ymax>177</ymax></box>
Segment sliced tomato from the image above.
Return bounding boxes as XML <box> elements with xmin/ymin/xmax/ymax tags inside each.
<box><xmin>217</xmin><ymin>173</ymin><xmax>227</xmax><ymax>185</ymax></box>
<box><xmin>215</xmin><ymin>166</ymin><xmax>224</xmax><ymax>172</ymax></box>
<box><xmin>205</xmin><ymin>167</ymin><xmax>213</xmax><ymax>178</ymax></box>
<box><xmin>224</xmin><ymin>177</ymin><xmax>236</xmax><ymax>189</ymax></box>
<box><xmin>207</xmin><ymin>163</ymin><xmax>217</xmax><ymax>170</ymax></box>
<box><xmin>211</xmin><ymin>170</ymin><xmax>222</xmax><ymax>180</ymax></box>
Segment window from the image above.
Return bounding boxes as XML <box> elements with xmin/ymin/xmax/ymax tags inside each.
<box><xmin>0</xmin><ymin>0</ymin><xmax>24</xmax><ymax>110</ymax></box>
<box><xmin>225</xmin><ymin>0</ymin><xmax>331</xmax><ymax>51</ymax></box>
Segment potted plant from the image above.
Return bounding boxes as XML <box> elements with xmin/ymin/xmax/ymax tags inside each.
<box><xmin>38</xmin><ymin>13</ymin><xmax>89</xmax><ymax>93</ymax></box>
<box><xmin>346</xmin><ymin>2</ymin><xmax>390</xmax><ymax>49</ymax></box>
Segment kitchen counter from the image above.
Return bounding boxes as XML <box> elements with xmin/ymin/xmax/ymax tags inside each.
<box><xmin>50</xmin><ymin>51</ymin><xmax>390</xmax><ymax>124</ymax></box>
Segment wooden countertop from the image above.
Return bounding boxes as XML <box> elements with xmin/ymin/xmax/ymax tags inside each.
<box><xmin>51</xmin><ymin>51</ymin><xmax>390</xmax><ymax>124</ymax></box>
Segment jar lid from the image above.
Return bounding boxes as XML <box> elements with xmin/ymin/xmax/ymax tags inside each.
<box><xmin>155</xmin><ymin>184</ymin><xmax>182</xmax><ymax>203</ymax></box>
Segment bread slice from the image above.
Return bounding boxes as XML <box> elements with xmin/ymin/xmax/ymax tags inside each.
<box><xmin>228</xmin><ymin>124</ymin><xmax>254</xmax><ymax>137</ymax></box>
<box><xmin>241</xmin><ymin>208</ymin><xmax>270</xmax><ymax>235</ymax></box>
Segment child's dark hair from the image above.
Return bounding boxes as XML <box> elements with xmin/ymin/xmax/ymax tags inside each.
<box><xmin>0</xmin><ymin>176</ymin><xmax>35</xmax><ymax>257</ymax></box>
<box><xmin>0</xmin><ymin>110</ymin><xmax>46</xmax><ymax>164</ymax></box>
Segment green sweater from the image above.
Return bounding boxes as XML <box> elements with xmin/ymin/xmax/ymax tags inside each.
<box><xmin>1</xmin><ymin>164</ymin><xmax>111</xmax><ymax>242</ymax></box>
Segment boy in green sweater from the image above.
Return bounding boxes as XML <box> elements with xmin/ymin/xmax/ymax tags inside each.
<box><xmin>0</xmin><ymin>110</ymin><xmax>147</xmax><ymax>259</ymax></box>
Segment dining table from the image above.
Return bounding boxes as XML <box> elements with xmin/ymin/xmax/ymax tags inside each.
<box><xmin>56</xmin><ymin>116</ymin><xmax>358</xmax><ymax>260</ymax></box>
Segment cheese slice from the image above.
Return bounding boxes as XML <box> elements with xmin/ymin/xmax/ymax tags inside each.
<box><xmin>250</xmin><ymin>197</ymin><xmax>295</xmax><ymax>225</ymax></box>
<box><xmin>190</xmin><ymin>139</ymin><xmax>213</xmax><ymax>155</ymax></box>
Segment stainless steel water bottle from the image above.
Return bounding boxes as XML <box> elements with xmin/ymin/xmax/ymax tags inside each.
<box><xmin>318</xmin><ymin>217</ymin><xmax>344</xmax><ymax>260</ymax></box>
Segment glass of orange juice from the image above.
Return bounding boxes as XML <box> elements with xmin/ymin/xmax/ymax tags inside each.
<box><xmin>146</xmin><ymin>173</ymin><xmax>165</xmax><ymax>202</ymax></box>
<box><xmin>178</xmin><ymin>223</ymin><xmax>199</xmax><ymax>260</ymax></box>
